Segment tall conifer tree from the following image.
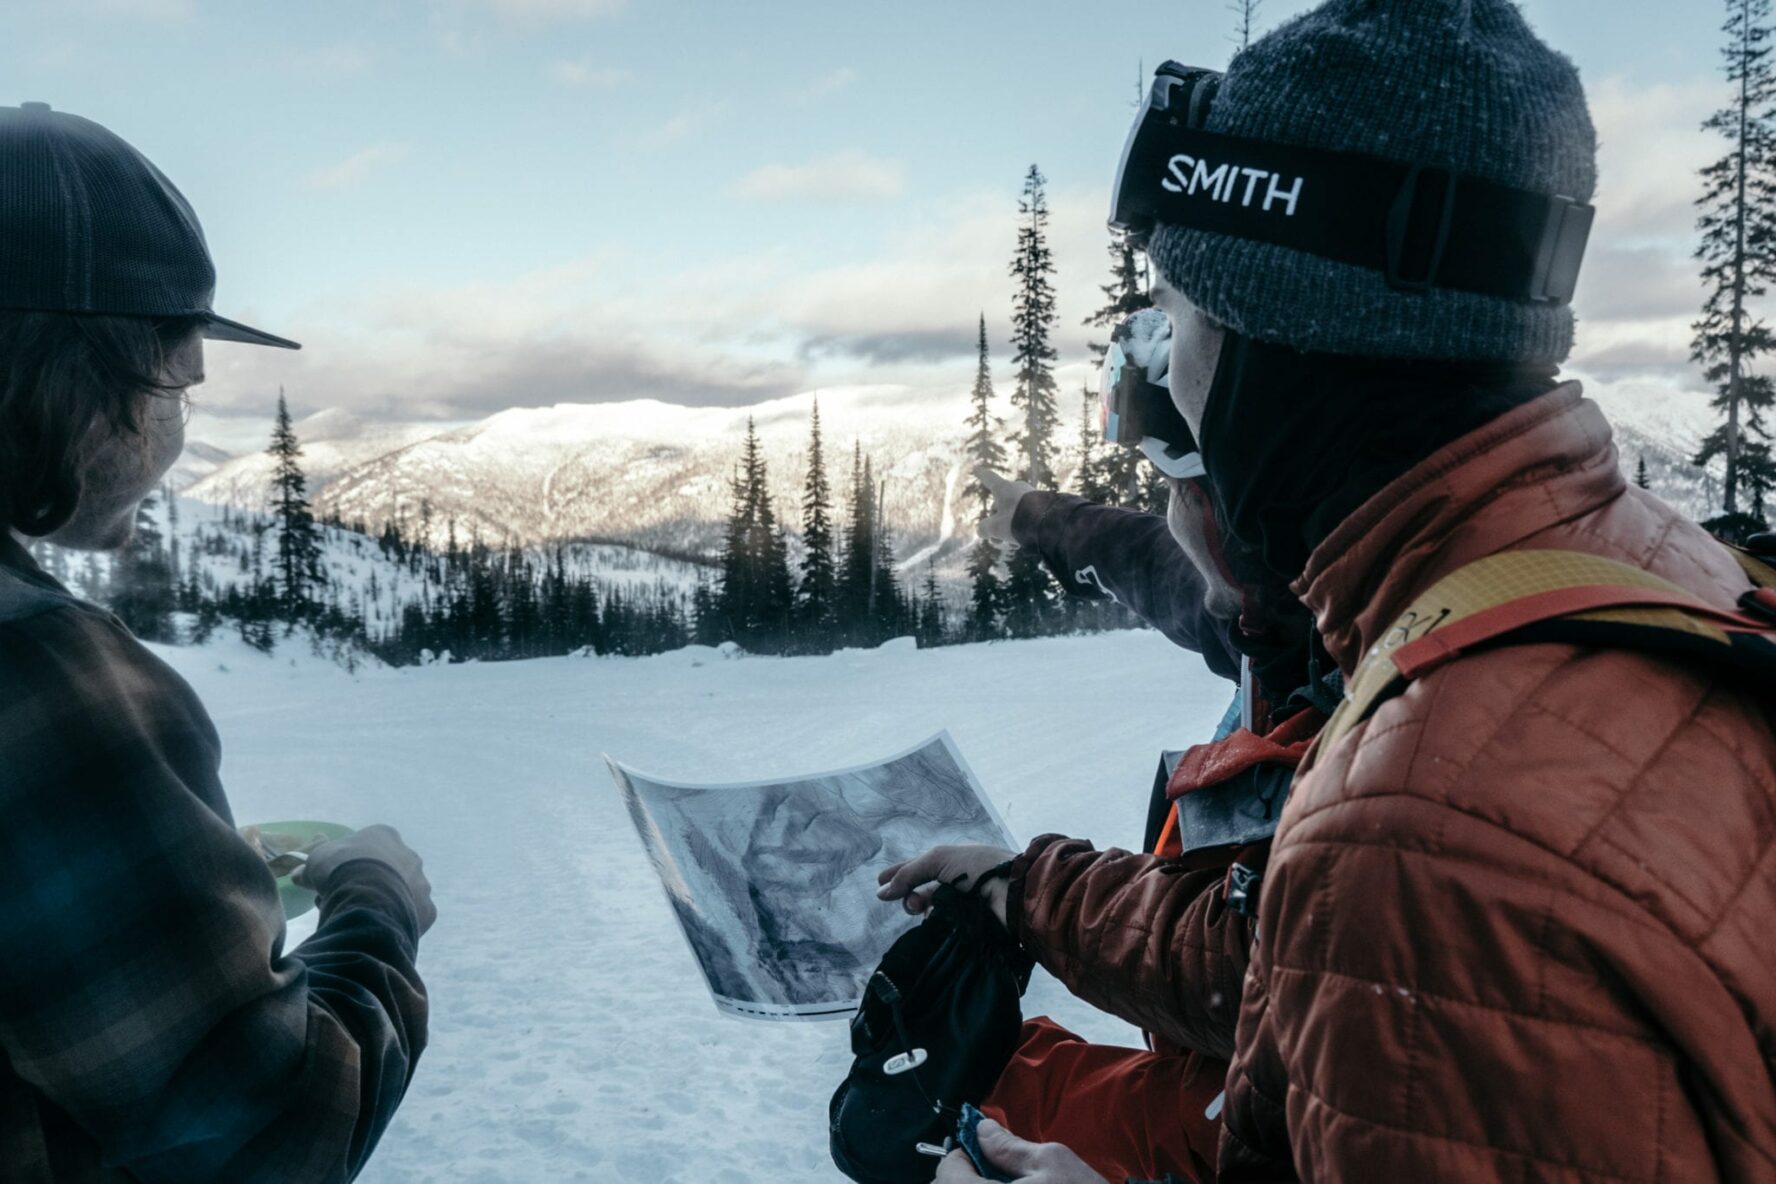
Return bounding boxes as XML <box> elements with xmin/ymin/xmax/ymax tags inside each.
<box><xmin>1076</xmin><ymin>386</ymin><xmax>1112</xmax><ymax>502</ymax></box>
<box><xmin>1008</xmin><ymin>165</ymin><xmax>1060</xmax><ymax>488</ymax></box>
<box><xmin>1083</xmin><ymin>235</ymin><xmax>1150</xmax><ymax>363</ymax></box>
<box><xmin>866</xmin><ymin>460</ymin><xmax>901</xmax><ymax>639</ymax></box>
<box><xmin>111</xmin><ymin>492</ymin><xmax>176</xmax><ymax>641</ymax></box>
<box><xmin>918</xmin><ymin>559</ymin><xmax>945</xmax><ymax>647</ymax></box>
<box><xmin>714</xmin><ymin>418</ymin><xmax>793</xmax><ymax>648</ymax></box>
<box><xmin>268</xmin><ymin>389</ymin><xmax>324</xmax><ymax>614</ymax></box>
<box><xmin>964</xmin><ymin>313</ymin><xmax>1009</xmax><ymax>520</ymax></box>
<box><xmin>838</xmin><ymin>441</ymin><xmax>874</xmax><ymax>637</ymax></box>
<box><xmin>1230</xmin><ymin>0</ymin><xmax>1263</xmax><ymax>49</ymax></box>
<box><xmin>798</xmin><ymin>398</ymin><xmax>838</xmax><ymax>646</ymax></box>
<box><xmin>1695</xmin><ymin>0</ymin><xmax>1776</xmax><ymax>517</ymax></box>
<box><xmin>1003</xmin><ymin>166</ymin><xmax>1061</xmax><ymax>634</ymax></box>
<box><xmin>963</xmin><ymin>316</ymin><xmax>1007</xmax><ymax>638</ymax></box>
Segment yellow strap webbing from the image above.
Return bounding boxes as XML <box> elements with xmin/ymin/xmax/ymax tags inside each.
<box><xmin>1306</xmin><ymin>548</ymin><xmax>1767</xmax><ymax>773</ymax></box>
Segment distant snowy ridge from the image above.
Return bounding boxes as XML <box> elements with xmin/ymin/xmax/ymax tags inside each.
<box><xmin>185</xmin><ymin>387</ymin><xmax>1002</xmax><ymax>578</ymax></box>
<box><xmin>179</xmin><ymin>375</ymin><xmax>1729</xmax><ymax>579</ymax></box>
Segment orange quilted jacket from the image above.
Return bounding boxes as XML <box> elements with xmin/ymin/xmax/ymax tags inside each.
<box><xmin>1219</xmin><ymin>385</ymin><xmax>1776</xmax><ymax>1182</ymax></box>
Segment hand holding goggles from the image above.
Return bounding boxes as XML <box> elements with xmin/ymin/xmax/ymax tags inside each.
<box><xmin>1099</xmin><ymin>308</ymin><xmax>1205</xmax><ymax>480</ymax></box>
<box><xmin>1110</xmin><ymin>62</ymin><xmax>1594</xmax><ymax>305</ymax></box>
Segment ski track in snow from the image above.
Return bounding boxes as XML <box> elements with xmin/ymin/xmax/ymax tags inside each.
<box><xmin>165</xmin><ymin>631</ymin><xmax>1233</xmax><ymax>1183</ymax></box>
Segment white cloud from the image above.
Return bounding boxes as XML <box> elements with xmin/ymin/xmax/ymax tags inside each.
<box><xmin>197</xmin><ymin>182</ymin><xmax>1125</xmax><ymax>424</ymax></box>
<box><xmin>301</xmin><ymin>142</ymin><xmax>411</xmax><ymax>191</ymax></box>
<box><xmin>730</xmin><ymin>150</ymin><xmax>907</xmax><ymax>204</ymax></box>
<box><xmin>1564</xmin><ymin>72</ymin><xmax>1745</xmax><ymax>376</ymax></box>
<box><xmin>547</xmin><ymin>59</ymin><xmax>632</xmax><ymax>88</ymax></box>
<box><xmin>1590</xmin><ymin>74</ymin><xmax>1726</xmax><ymax>244</ymax></box>
<box><xmin>797</xmin><ymin>67</ymin><xmax>858</xmax><ymax>102</ymax></box>
<box><xmin>644</xmin><ymin>102</ymin><xmax>726</xmax><ymax>146</ymax></box>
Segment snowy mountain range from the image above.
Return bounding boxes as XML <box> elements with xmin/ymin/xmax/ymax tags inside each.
<box><xmin>178</xmin><ymin>375</ymin><xmax>1729</xmax><ymax>577</ymax></box>
<box><xmin>184</xmin><ymin>387</ymin><xmax>985</xmax><ymax>573</ymax></box>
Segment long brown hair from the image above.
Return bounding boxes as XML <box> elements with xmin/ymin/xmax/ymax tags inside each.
<box><xmin>0</xmin><ymin>311</ymin><xmax>201</xmax><ymax>536</ymax></box>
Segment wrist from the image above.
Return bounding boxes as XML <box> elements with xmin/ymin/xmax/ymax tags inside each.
<box><xmin>983</xmin><ymin>878</ymin><xmax>1010</xmax><ymax>927</ymax></box>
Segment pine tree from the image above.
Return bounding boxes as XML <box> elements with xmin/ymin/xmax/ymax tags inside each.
<box><xmin>1743</xmin><ymin>438</ymin><xmax>1776</xmax><ymax>520</ymax></box>
<box><xmin>838</xmin><ymin>441</ymin><xmax>875</xmax><ymax>639</ymax></box>
<box><xmin>1695</xmin><ymin>0</ymin><xmax>1776</xmax><ymax>515</ymax></box>
<box><xmin>1076</xmin><ymin>385</ymin><xmax>1115</xmax><ymax>502</ymax></box>
<box><xmin>268</xmin><ymin>389</ymin><xmax>324</xmax><ymax>615</ymax></box>
<box><xmin>962</xmin><ymin>314</ymin><xmax>1010</xmax><ymax>638</ymax></box>
<box><xmin>797</xmin><ymin>398</ymin><xmax>839</xmax><ymax>648</ymax></box>
<box><xmin>713</xmin><ymin>418</ymin><xmax>794</xmax><ymax>650</ymax></box>
<box><xmin>164</xmin><ymin>481</ymin><xmax>180</xmax><ymax>580</ymax></box>
<box><xmin>1001</xmin><ymin>544</ymin><xmax>1056</xmax><ymax>639</ymax></box>
<box><xmin>1001</xmin><ymin>165</ymin><xmax>1062</xmax><ymax>635</ymax></box>
<box><xmin>1079</xmin><ymin>212</ymin><xmax>1158</xmax><ymax>508</ymax></box>
<box><xmin>964</xmin><ymin>314</ymin><xmax>1009</xmax><ymax>520</ymax></box>
<box><xmin>715</xmin><ymin>457</ymin><xmax>751</xmax><ymax>643</ymax></box>
<box><xmin>918</xmin><ymin>559</ymin><xmax>945</xmax><ymax>647</ymax></box>
<box><xmin>110</xmin><ymin>491</ymin><xmax>176</xmax><ymax>642</ymax></box>
<box><xmin>1230</xmin><ymin>0</ymin><xmax>1263</xmax><ymax>49</ymax></box>
<box><xmin>1635</xmin><ymin>454</ymin><xmax>1652</xmax><ymax>490</ymax></box>
<box><xmin>867</xmin><ymin>462</ymin><xmax>902</xmax><ymax>640</ymax></box>
<box><xmin>750</xmin><ymin>470</ymin><xmax>795</xmax><ymax>650</ymax></box>
<box><xmin>966</xmin><ymin>539</ymin><xmax>1003</xmax><ymax>640</ymax></box>
<box><xmin>1008</xmin><ymin>165</ymin><xmax>1061</xmax><ymax>489</ymax></box>
<box><xmin>1082</xmin><ymin>234</ymin><xmax>1150</xmax><ymax>363</ymax></box>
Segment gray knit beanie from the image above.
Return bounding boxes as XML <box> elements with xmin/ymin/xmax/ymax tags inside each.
<box><xmin>1146</xmin><ymin>0</ymin><xmax>1597</xmax><ymax>363</ymax></box>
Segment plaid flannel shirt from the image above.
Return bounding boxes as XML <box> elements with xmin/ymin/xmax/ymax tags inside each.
<box><xmin>0</xmin><ymin>536</ymin><xmax>427</xmax><ymax>1183</ymax></box>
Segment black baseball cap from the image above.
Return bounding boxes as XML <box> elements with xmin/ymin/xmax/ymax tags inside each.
<box><xmin>0</xmin><ymin>101</ymin><xmax>299</xmax><ymax>350</ymax></box>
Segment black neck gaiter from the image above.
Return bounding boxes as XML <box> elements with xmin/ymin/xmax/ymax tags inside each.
<box><xmin>1197</xmin><ymin>333</ymin><xmax>1560</xmax><ymax>687</ymax></box>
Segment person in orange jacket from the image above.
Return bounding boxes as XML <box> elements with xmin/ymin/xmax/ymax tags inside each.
<box><xmin>898</xmin><ymin>0</ymin><xmax>1776</xmax><ymax>1181</ymax></box>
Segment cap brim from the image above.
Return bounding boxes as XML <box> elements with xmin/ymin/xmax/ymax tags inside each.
<box><xmin>202</xmin><ymin>313</ymin><xmax>301</xmax><ymax>350</ymax></box>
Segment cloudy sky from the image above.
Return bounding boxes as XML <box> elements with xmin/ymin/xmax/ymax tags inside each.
<box><xmin>0</xmin><ymin>0</ymin><xmax>1730</xmax><ymax>433</ymax></box>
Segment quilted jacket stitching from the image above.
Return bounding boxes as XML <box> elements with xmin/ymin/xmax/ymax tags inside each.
<box><xmin>1566</xmin><ymin>686</ymin><xmax>1707</xmax><ymax>866</ymax></box>
<box><xmin>1264</xmin><ymin>963</ymin><xmax>1663</xmax><ymax>1047</ymax></box>
<box><xmin>1587</xmin><ymin>829</ymin><xmax>1712</xmax><ymax>929</ymax></box>
<box><xmin>1282</xmin><ymin>1074</ymin><xmax>1657</xmax><ymax>1182</ymax></box>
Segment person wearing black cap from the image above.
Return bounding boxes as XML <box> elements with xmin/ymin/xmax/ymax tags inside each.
<box><xmin>0</xmin><ymin>102</ymin><xmax>435</xmax><ymax>1183</ymax></box>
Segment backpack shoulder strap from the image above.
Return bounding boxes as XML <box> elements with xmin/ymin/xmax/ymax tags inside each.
<box><xmin>1307</xmin><ymin>548</ymin><xmax>1776</xmax><ymax>772</ymax></box>
<box><xmin>1728</xmin><ymin>543</ymin><xmax>1776</xmax><ymax>593</ymax></box>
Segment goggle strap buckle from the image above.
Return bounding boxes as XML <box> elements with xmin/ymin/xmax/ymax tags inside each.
<box><xmin>1385</xmin><ymin>164</ymin><xmax>1458</xmax><ymax>294</ymax></box>
<box><xmin>1528</xmin><ymin>196</ymin><xmax>1595</xmax><ymax>306</ymax></box>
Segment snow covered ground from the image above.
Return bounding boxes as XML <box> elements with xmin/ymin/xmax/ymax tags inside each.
<box><xmin>154</xmin><ymin>629</ymin><xmax>1233</xmax><ymax>1183</ymax></box>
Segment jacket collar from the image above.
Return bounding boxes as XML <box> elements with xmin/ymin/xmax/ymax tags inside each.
<box><xmin>0</xmin><ymin>530</ymin><xmax>71</xmax><ymax>595</ymax></box>
<box><xmin>1295</xmin><ymin>383</ymin><xmax>1625</xmax><ymax>674</ymax></box>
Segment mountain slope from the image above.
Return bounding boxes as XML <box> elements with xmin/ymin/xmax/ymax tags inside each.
<box><xmin>180</xmin><ymin>376</ymin><xmax>1732</xmax><ymax>576</ymax></box>
<box><xmin>189</xmin><ymin>387</ymin><xmax>994</xmax><ymax>570</ymax></box>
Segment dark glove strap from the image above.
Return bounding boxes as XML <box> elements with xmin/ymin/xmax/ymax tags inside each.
<box><xmin>969</xmin><ymin>860</ymin><xmax>1016</xmax><ymax>892</ymax></box>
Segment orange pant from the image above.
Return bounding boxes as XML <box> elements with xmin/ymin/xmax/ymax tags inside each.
<box><xmin>980</xmin><ymin>1017</ymin><xmax>1224</xmax><ymax>1183</ymax></box>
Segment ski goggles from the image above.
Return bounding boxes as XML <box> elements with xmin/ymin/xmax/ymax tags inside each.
<box><xmin>1108</xmin><ymin>62</ymin><xmax>1594</xmax><ymax>304</ymax></box>
<box><xmin>1099</xmin><ymin>310</ymin><xmax>1204</xmax><ymax>480</ymax></box>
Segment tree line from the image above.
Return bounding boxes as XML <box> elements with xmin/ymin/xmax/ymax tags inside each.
<box><xmin>36</xmin><ymin>390</ymin><xmax>697</xmax><ymax>666</ymax></box>
<box><xmin>708</xmin><ymin>165</ymin><xmax>1156</xmax><ymax>655</ymax></box>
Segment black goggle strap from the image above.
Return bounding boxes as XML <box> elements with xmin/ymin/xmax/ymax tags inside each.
<box><xmin>1115</xmin><ymin>123</ymin><xmax>1593</xmax><ymax>306</ymax></box>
